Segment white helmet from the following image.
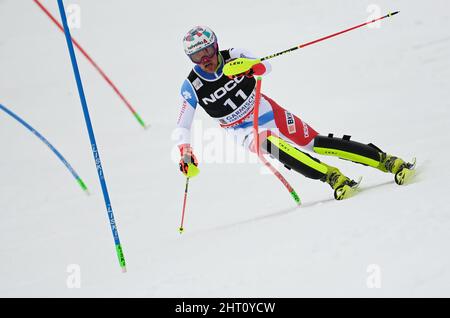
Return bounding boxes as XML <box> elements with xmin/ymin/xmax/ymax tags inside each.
<box><xmin>183</xmin><ymin>26</ymin><xmax>218</xmax><ymax>57</ymax></box>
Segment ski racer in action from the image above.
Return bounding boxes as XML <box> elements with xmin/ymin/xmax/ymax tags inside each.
<box><xmin>175</xmin><ymin>26</ymin><xmax>414</xmax><ymax>200</ymax></box>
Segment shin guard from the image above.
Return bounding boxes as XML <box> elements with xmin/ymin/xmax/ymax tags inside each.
<box><xmin>313</xmin><ymin>134</ymin><xmax>382</xmax><ymax>168</ymax></box>
<box><xmin>263</xmin><ymin>135</ymin><xmax>328</xmax><ymax>180</ymax></box>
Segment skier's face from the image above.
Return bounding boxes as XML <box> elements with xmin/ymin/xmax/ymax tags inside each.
<box><xmin>198</xmin><ymin>52</ymin><xmax>218</xmax><ymax>73</ymax></box>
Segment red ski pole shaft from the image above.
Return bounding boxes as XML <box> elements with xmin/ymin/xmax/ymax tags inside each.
<box><xmin>179</xmin><ymin>177</ymin><xmax>190</xmax><ymax>233</ymax></box>
<box><xmin>261</xmin><ymin>11</ymin><xmax>400</xmax><ymax>62</ymax></box>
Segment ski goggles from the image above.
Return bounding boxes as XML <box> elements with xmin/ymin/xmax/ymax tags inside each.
<box><xmin>188</xmin><ymin>43</ymin><xmax>217</xmax><ymax>64</ymax></box>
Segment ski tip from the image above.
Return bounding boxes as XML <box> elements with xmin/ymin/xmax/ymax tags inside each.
<box><xmin>121</xmin><ymin>266</ymin><xmax>127</xmax><ymax>273</ymax></box>
<box><xmin>179</xmin><ymin>227</ymin><xmax>184</xmax><ymax>234</ymax></box>
<box><xmin>389</xmin><ymin>11</ymin><xmax>400</xmax><ymax>17</ymax></box>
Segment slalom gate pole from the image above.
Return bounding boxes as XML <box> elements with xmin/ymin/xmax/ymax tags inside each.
<box><xmin>57</xmin><ymin>0</ymin><xmax>127</xmax><ymax>272</ymax></box>
<box><xmin>224</xmin><ymin>11</ymin><xmax>400</xmax><ymax>76</ymax></box>
<box><xmin>0</xmin><ymin>103</ymin><xmax>88</xmax><ymax>194</ymax></box>
<box><xmin>34</xmin><ymin>0</ymin><xmax>148</xmax><ymax>129</ymax></box>
<box><xmin>252</xmin><ymin>78</ymin><xmax>301</xmax><ymax>205</ymax></box>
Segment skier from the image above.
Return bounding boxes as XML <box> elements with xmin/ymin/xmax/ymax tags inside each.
<box><xmin>175</xmin><ymin>26</ymin><xmax>414</xmax><ymax>200</ymax></box>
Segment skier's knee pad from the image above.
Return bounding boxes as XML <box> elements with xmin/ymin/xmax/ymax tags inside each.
<box><xmin>263</xmin><ymin>135</ymin><xmax>328</xmax><ymax>180</ymax></box>
<box><xmin>313</xmin><ymin>134</ymin><xmax>382</xmax><ymax>167</ymax></box>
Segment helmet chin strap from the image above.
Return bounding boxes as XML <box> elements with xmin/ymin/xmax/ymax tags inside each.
<box><xmin>214</xmin><ymin>52</ymin><xmax>223</xmax><ymax>72</ymax></box>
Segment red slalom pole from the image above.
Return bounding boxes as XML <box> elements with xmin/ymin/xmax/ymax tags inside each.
<box><xmin>33</xmin><ymin>0</ymin><xmax>148</xmax><ymax>129</ymax></box>
<box><xmin>253</xmin><ymin>77</ymin><xmax>301</xmax><ymax>205</ymax></box>
<box><xmin>253</xmin><ymin>78</ymin><xmax>263</xmax><ymax>157</ymax></box>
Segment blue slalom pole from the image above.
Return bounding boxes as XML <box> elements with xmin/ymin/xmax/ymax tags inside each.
<box><xmin>0</xmin><ymin>103</ymin><xmax>89</xmax><ymax>193</ymax></box>
<box><xmin>57</xmin><ymin>0</ymin><xmax>127</xmax><ymax>272</ymax></box>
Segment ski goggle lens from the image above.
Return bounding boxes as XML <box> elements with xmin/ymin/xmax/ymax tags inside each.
<box><xmin>189</xmin><ymin>44</ymin><xmax>217</xmax><ymax>64</ymax></box>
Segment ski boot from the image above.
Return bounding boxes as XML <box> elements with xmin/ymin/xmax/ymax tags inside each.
<box><xmin>377</xmin><ymin>154</ymin><xmax>416</xmax><ymax>185</ymax></box>
<box><xmin>321</xmin><ymin>165</ymin><xmax>360</xmax><ymax>200</ymax></box>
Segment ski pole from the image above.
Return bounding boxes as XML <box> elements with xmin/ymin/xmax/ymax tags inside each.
<box><xmin>253</xmin><ymin>77</ymin><xmax>301</xmax><ymax>204</ymax></box>
<box><xmin>57</xmin><ymin>0</ymin><xmax>127</xmax><ymax>272</ymax></box>
<box><xmin>178</xmin><ymin>177</ymin><xmax>190</xmax><ymax>234</ymax></box>
<box><xmin>34</xmin><ymin>0</ymin><xmax>148</xmax><ymax>129</ymax></box>
<box><xmin>178</xmin><ymin>163</ymin><xmax>200</xmax><ymax>234</ymax></box>
<box><xmin>224</xmin><ymin>11</ymin><xmax>400</xmax><ymax>76</ymax></box>
<box><xmin>0</xmin><ymin>103</ymin><xmax>89</xmax><ymax>194</ymax></box>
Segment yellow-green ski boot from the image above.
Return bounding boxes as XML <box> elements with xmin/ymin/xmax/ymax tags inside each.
<box><xmin>377</xmin><ymin>154</ymin><xmax>416</xmax><ymax>185</ymax></box>
<box><xmin>322</xmin><ymin>165</ymin><xmax>361</xmax><ymax>200</ymax></box>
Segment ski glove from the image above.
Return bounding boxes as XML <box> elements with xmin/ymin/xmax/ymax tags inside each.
<box><xmin>179</xmin><ymin>144</ymin><xmax>198</xmax><ymax>176</ymax></box>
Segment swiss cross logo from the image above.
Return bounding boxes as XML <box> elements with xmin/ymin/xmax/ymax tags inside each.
<box><xmin>285</xmin><ymin>111</ymin><xmax>296</xmax><ymax>134</ymax></box>
<box><xmin>182</xmin><ymin>90</ymin><xmax>192</xmax><ymax>100</ymax></box>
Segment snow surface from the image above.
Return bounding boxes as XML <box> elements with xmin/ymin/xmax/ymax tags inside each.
<box><xmin>1</xmin><ymin>0</ymin><xmax>450</xmax><ymax>297</ymax></box>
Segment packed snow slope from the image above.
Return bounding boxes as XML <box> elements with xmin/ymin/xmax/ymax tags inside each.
<box><xmin>1</xmin><ymin>0</ymin><xmax>449</xmax><ymax>297</ymax></box>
